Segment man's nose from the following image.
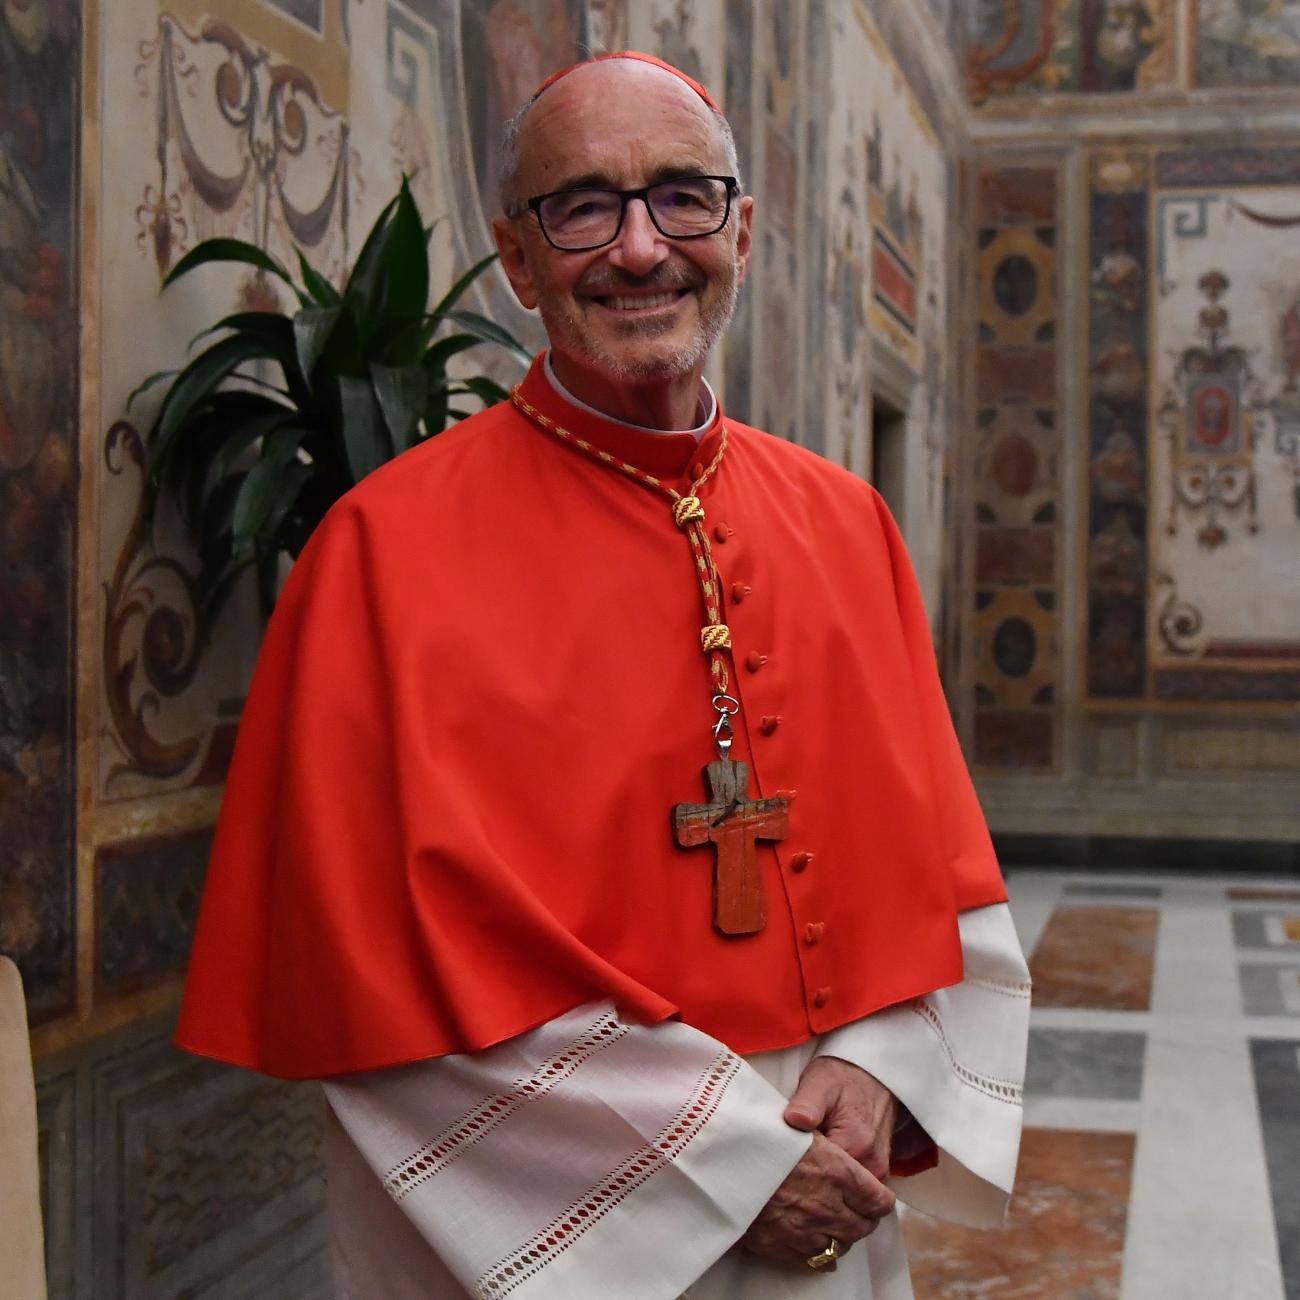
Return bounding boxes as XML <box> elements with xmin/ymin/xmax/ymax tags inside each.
<box><xmin>606</xmin><ymin>198</ymin><xmax>669</xmax><ymax>274</ymax></box>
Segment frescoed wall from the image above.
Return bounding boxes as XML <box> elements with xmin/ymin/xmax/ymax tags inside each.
<box><xmin>968</xmin><ymin>0</ymin><xmax>1178</xmax><ymax>101</ymax></box>
<box><xmin>968</xmin><ymin>165</ymin><xmax>1064</xmax><ymax>771</ymax></box>
<box><xmin>819</xmin><ymin>0</ymin><xmax>961</xmax><ymax>611</ymax></box>
<box><xmin>1195</xmin><ymin>0</ymin><xmax>1300</xmax><ymax>86</ymax></box>
<box><xmin>958</xmin><ymin>2</ymin><xmax>1300</xmax><ymax>841</ymax></box>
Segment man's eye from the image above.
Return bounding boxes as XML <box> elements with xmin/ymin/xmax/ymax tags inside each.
<box><xmin>661</xmin><ymin>189</ymin><xmax>708</xmax><ymax>209</ymax></box>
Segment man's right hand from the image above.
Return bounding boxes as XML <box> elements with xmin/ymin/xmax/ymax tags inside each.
<box><xmin>739</xmin><ymin>1131</ymin><xmax>896</xmax><ymax>1269</ymax></box>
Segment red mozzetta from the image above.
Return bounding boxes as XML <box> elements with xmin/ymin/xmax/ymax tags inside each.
<box><xmin>176</xmin><ymin>354</ymin><xmax>1007</xmax><ymax>1078</ymax></box>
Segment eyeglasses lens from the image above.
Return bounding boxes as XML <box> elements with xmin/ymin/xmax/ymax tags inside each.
<box><xmin>539</xmin><ymin>178</ymin><xmax>730</xmax><ymax>249</ymax></box>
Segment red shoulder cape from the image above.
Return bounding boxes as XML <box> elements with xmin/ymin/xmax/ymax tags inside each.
<box><xmin>176</xmin><ymin>356</ymin><xmax>1006</xmax><ymax>1078</ymax></box>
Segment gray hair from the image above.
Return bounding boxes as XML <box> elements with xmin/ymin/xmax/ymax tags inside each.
<box><xmin>498</xmin><ymin>80</ymin><xmax>743</xmax><ymax>215</ymax></box>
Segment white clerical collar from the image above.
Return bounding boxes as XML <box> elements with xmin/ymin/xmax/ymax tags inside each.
<box><xmin>542</xmin><ymin>352</ymin><xmax>715</xmax><ymax>441</ymax></box>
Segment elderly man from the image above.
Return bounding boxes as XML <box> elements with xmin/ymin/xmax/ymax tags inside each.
<box><xmin>178</xmin><ymin>53</ymin><xmax>1029</xmax><ymax>1298</ymax></box>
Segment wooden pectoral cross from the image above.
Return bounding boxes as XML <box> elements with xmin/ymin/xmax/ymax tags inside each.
<box><xmin>673</xmin><ymin>760</ymin><xmax>790</xmax><ymax>936</ymax></box>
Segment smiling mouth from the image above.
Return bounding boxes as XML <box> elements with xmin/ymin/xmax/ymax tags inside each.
<box><xmin>592</xmin><ymin>289</ymin><xmax>691</xmax><ymax>312</ymax></box>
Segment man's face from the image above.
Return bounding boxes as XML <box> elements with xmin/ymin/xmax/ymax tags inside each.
<box><xmin>493</xmin><ymin>61</ymin><xmax>753</xmax><ymax>392</ymax></box>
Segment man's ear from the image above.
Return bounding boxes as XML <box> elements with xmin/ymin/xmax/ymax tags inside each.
<box><xmin>734</xmin><ymin>195</ymin><xmax>755</xmax><ymax>289</ymax></box>
<box><xmin>492</xmin><ymin>215</ymin><xmax>541</xmax><ymax>311</ymax></box>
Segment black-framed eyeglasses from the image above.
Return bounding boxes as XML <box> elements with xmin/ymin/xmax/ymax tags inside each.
<box><xmin>510</xmin><ymin>175</ymin><xmax>739</xmax><ymax>251</ymax></box>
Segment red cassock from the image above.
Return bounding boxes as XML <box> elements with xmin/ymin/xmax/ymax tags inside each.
<box><xmin>176</xmin><ymin>354</ymin><xmax>1007</xmax><ymax>1079</ymax></box>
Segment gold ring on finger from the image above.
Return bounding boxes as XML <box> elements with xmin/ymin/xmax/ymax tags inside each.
<box><xmin>805</xmin><ymin>1237</ymin><xmax>843</xmax><ymax>1270</ymax></box>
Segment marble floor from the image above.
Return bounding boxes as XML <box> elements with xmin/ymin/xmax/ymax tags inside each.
<box><xmin>900</xmin><ymin>870</ymin><xmax>1300</xmax><ymax>1300</ymax></box>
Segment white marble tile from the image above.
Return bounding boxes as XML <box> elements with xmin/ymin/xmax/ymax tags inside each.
<box><xmin>1122</xmin><ymin>1023</ymin><xmax>1285</xmax><ymax>1300</ymax></box>
<box><xmin>1023</xmin><ymin>1096</ymin><xmax>1142</xmax><ymax>1133</ymax></box>
<box><xmin>1120</xmin><ymin>878</ymin><xmax>1286</xmax><ymax>1300</ymax></box>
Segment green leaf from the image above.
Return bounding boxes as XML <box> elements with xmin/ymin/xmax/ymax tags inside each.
<box><xmin>421</xmin><ymin>332</ymin><xmax>483</xmax><ymax>380</ymax></box>
<box><xmin>444</xmin><ymin>309</ymin><xmax>532</xmax><ymax>365</ymax></box>
<box><xmin>127</xmin><ymin>368</ymin><xmax>178</xmax><ymax>409</ymax></box>
<box><xmin>371</xmin><ymin>363</ymin><xmax>429</xmax><ymax>453</ymax></box>
<box><xmin>231</xmin><ymin>426</ymin><xmax>304</xmax><ymax>545</ymax></box>
<box><xmin>296</xmin><ymin>249</ymin><xmax>342</xmax><ymax>306</ymax></box>
<box><xmin>148</xmin><ymin>334</ymin><xmax>284</xmax><ymax>475</ymax></box>
<box><xmin>430</xmin><ymin>252</ymin><xmax>500</xmax><ymax>319</ymax></box>
<box><xmin>293</xmin><ymin>307</ymin><xmax>342</xmax><ymax>385</ymax></box>
<box><xmin>150</xmin><ymin>392</ymin><xmax>290</xmax><ymax>517</ymax></box>
<box><xmin>338</xmin><ymin>375</ymin><xmax>392</xmax><ymax>481</ymax></box>
<box><xmin>341</xmin><ymin>191</ymin><xmax>402</xmax><ymax>333</ymax></box>
<box><xmin>460</xmin><ymin>375</ymin><xmax>510</xmax><ymax>407</ymax></box>
<box><xmin>261</xmin><ymin>461</ymin><xmax>310</xmax><ymax>545</ymax></box>
<box><xmin>188</xmin><ymin>311</ymin><xmax>311</xmax><ymax>404</ymax></box>
<box><xmin>162</xmin><ymin>238</ymin><xmax>295</xmax><ymax>290</ymax></box>
<box><xmin>382</xmin><ymin>179</ymin><xmax>431</xmax><ymax>327</ymax></box>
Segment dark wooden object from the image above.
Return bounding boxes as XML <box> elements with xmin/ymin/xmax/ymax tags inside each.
<box><xmin>673</xmin><ymin>760</ymin><xmax>789</xmax><ymax>935</ymax></box>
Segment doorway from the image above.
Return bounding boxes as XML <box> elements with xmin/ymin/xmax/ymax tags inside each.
<box><xmin>871</xmin><ymin>393</ymin><xmax>908</xmax><ymax>529</ymax></box>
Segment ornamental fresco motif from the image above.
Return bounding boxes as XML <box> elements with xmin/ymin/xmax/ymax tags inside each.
<box><xmin>970</xmin><ymin>164</ymin><xmax>1061</xmax><ymax>770</ymax></box>
<box><xmin>1157</xmin><ymin>270</ymin><xmax>1263</xmax><ymax>551</ymax></box>
<box><xmin>1195</xmin><ymin>0</ymin><xmax>1300</xmax><ymax>88</ymax></box>
<box><xmin>1083</xmin><ymin>145</ymin><xmax>1300</xmax><ymax>705</ymax></box>
<box><xmin>968</xmin><ymin>0</ymin><xmax>1176</xmax><ymax>102</ymax></box>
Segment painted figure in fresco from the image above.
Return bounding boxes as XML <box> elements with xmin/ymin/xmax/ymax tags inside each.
<box><xmin>179</xmin><ymin>53</ymin><xmax>1030</xmax><ymax>1299</ymax></box>
<box><xmin>1200</xmin><ymin>0</ymin><xmax>1300</xmax><ymax>84</ymax></box>
<box><xmin>1091</xmin><ymin>423</ymin><xmax>1145</xmax><ymax>503</ymax></box>
<box><xmin>1084</xmin><ymin>0</ymin><xmax>1155</xmax><ymax>90</ymax></box>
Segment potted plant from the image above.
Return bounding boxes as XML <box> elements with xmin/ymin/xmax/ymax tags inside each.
<box><xmin>132</xmin><ymin>178</ymin><xmax>529</xmax><ymax>621</ymax></box>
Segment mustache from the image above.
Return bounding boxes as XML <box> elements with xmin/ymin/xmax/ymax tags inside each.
<box><xmin>577</xmin><ymin>266</ymin><xmax>703</xmax><ymax>296</ymax></box>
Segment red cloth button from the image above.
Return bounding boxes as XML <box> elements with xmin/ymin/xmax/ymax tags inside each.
<box><xmin>730</xmin><ymin>582</ymin><xmax>751</xmax><ymax>603</ymax></box>
<box><xmin>691</xmin><ymin>462</ymin><xmax>705</xmax><ymax>479</ymax></box>
<box><xmin>791</xmin><ymin>851</ymin><xmax>814</xmax><ymax>873</ymax></box>
<box><xmin>745</xmin><ymin>651</ymin><xmax>767</xmax><ymax>673</ymax></box>
<box><xmin>760</xmin><ymin>715</ymin><xmax>781</xmax><ymax>735</ymax></box>
<box><xmin>813</xmin><ymin>987</ymin><xmax>831</xmax><ymax>1009</ymax></box>
<box><xmin>713</xmin><ymin>523</ymin><xmax>730</xmax><ymax>543</ymax></box>
<box><xmin>803</xmin><ymin>922</ymin><xmax>825</xmax><ymax>946</ymax></box>
<box><xmin>778</xmin><ymin>788</ymin><xmax>798</xmax><ymax>801</ymax></box>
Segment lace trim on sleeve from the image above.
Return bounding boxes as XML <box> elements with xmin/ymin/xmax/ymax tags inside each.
<box><xmin>474</xmin><ymin>1051</ymin><xmax>742</xmax><ymax>1298</ymax></box>
<box><xmin>910</xmin><ymin>999</ymin><xmax>1023</xmax><ymax>1105</ymax></box>
<box><xmin>385</xmin><ymin>1007</ymin><xmax>627</xmax><ymax>1200</ymax></box>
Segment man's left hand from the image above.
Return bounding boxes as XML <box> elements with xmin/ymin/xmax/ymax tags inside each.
<box><xmin>783</xmin><ymin>1056</ymin><xmax>898</xmax><ymax>1182</ymax></box>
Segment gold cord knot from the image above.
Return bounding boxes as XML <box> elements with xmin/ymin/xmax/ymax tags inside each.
<box><xmin>701</xmin><ymin>624</ymin><xmax>732</xmax><ymax>653</ymax></box>
<box><xmin>673</xmin><ymin>496</ymin><xmax>706</xmax><ymax>528</ymax></box>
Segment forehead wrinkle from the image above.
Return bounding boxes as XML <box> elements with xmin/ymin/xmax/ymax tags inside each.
<box><xmin>513</xmin><ymin>60</ymin><xmax>728</xmax><ymax>196</ymax></box>
<box><xmin>546</xmin><ymin>159</ymin><xmax>715</xmax><ymax>194</ymax></box>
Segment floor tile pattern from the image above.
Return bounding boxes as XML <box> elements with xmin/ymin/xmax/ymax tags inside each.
<box><xmin>1064</xmin><ymin>884</ymin><xmax>1162</xmax><ymax>900</ymax></box>
<box><xmin>1024</xmin><ymin>1028</ymin><xmax>1146</xmax><ymax>1101</ymax></box>
<box><xmin>903</xmin><ymin>1129</ymin><xmax>1135</xmax><ymax>1299</ymax></box>
<box><xmin>902</xmin><ymin>871</ymin><xmax>1299</xmax><ymax>1299</ymax></box>
<box><xmin>1241</xmin><ymin>965</ymin><xmax>1300</xmax><ymax>1017</ymax></box>
<box><xmin>1234</xmin><ymin>911</ymin><xmax>1300</xmax><ymax>952</ymax></box>
<box><xmin>1028</xmin><ymin>905</ymin><xmax>1158</xmax><ymax>1010</ymax></box>
<box><xmin>1252</xmin><ymin>1039</ymin><xmax>1300</xmax><ymax>1300</ymax></box>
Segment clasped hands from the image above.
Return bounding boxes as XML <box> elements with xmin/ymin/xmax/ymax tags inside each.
<box><xmin>739</xmin><ymin>1056</ymin><xmax>902</xmax><ymax>1271</ymax></box>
